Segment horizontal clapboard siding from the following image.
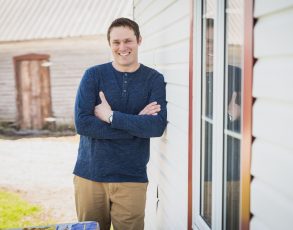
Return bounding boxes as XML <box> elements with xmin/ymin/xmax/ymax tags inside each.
<box><xmin>254</xmin><ymin>0</ymin><xmax>293</xmax><ymax>18</ymax></box>
<box><xmin>134</xmin><ymin>0</ymin><xmax>189</xmax><ymax>229</ymax></box>
<box><xmin>254</xmin><ymin>7</ymin><xmax>293</xmax><ymax>58</ymax></box>
<box><xmin>250</xmin><ymin>179</ymin><xmax>293</xmax><ymax>230</ymax></box>
<box><xmin>251</xmin><ymin>1</ymin><xmax>293</xmax><ymax>229</ymax></box>
<box><xmin>0</xmin><ymin>36</ymin><xmax>110</xmax><ymax>125</ymax></box>
<box><xmin>251</xmin><ymin>139</ymin><xmax>293</xmax><ymax>198</ymax></box>
<box><xmin>253</xmin><ymin>57</ymin><xmax>293</xmax><ymax>102</ymax></box>
<box><xmin>250</xmin><ymin>218</ymin><xmax>270</xmax><ymax>230</ymax></box>
<box><xmin>253</xmin><ymin>99</ymin><xmax>292</xmax><ymax>149</ymax></box>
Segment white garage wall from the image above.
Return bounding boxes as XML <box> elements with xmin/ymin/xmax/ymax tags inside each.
<box><xmin>251</xmin><ymin>1</ymin><xmax>293</xmax><ymax>229</ymax></box>
<box><xmin>134</xmin><ymin>0</ymin><xmax>190</xmax><ymax>229</ymax></box>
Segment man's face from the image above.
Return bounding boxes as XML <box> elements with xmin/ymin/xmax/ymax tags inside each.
<box><xmin>109</xmin><ymin>26</ymin><xmax>141</xmax><ymax>70</ymax></box>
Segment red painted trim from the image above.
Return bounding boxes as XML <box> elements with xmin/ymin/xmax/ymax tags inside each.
<box><xmin>240</xmin><ymin>0</ymin><xmax>254</xmax><ymax>229</ymax></box>
<box><xmin>188</xmin><ymin>0</ymin><xmax>194</xmax><ymax>230</ymax></box>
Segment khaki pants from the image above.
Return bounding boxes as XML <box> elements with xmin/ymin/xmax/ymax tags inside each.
<box><xmin>74</xmin><ymin>176</ymin><xmax>148</xmax><ymax>230</ymax></box>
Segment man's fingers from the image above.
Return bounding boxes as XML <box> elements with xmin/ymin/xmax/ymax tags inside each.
<box><xmin>141</xmin><ymin>106</ymin><xmax>161</xmax><ymax>115</ymax></box>
<box><xmin>145</xmin><ymin>101</ymin><xmax>157</xmax><ymax>109</ymax></box>
<box><xmin>138</xmin><ymin>101</ymin><xmax>162</xmax><ymax>115</ymax></box>
<box><xmin>146</xmin><ymin>104</ymin><xmax>160</xmax><ymax>110</ymax></box>
<box><xmin>149</xmin><ymin>105</ymin><xmax>161</xmax><ymax>111</ymax></box>
<box><xmin>94</xmin><ymin>105</ymin><xmax>99</xmax><ymax>116</ymax></box>
<box><xmin>99</xmin><ymin>91</ymin><xmax>107</xmax><ymax>103</ymax></box>
<box><xmin>144</xmin><ymin>105</ymin><xmax>160</xmax><ymax>113</ymax></box>
<box><xmin>147</xmin><ymin>109</ymin><xmax>161</xmax><ymax>115</ymax></box>
<box><xmin>139</xmin><ymin>101</ymin><xmax>159</xmax><ymax>115</ymax></box>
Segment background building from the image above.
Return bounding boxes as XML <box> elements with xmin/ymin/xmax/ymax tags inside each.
<box><xmin>0</xmin><ymin>0</ymin><xmax>132</xmax><ymax>129</ymax></box>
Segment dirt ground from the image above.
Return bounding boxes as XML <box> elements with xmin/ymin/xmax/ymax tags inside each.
<box><xmin>0</xmin><ymin>135</ymin><xmax>80</xmax><ymax>224</ymax></box>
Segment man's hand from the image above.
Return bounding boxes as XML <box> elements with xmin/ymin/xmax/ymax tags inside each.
<box><xmin>139</xmin><ymin>101</ymin><xmax>161</xmax><ymax>115</ymax></box>
<box><xmin>94</xmin><ymin>91</ymin><xmax>112</xmax><ymax>123</ymax></box>
<box><xmin>228</xmin><ymin>92</ymin><xmax>241</xmax><ymax>121</ymax></box>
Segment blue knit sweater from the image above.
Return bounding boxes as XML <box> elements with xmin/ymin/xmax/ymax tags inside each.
<box><xmin>73</xmin><ymin>62</ymin><xmax>167</xmax><ymax>182</ymax></box>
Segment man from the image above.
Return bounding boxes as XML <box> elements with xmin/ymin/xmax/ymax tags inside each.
<box><xmin>73</xmin><ymin>18</ymin><xmax>167</xmax><ymax>230</ymax></box>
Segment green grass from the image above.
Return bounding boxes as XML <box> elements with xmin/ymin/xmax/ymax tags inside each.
<box><xmin>0</xmin><ymin>190</ymin><xmax>52</xmax><ymax>228</ymax></box>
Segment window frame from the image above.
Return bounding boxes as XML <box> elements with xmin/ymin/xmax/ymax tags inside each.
<box><xmin>193</xmin><ymin>0</ymin><xmax>210</xmax><ymax>228</ymax></box>
<box><xmin>240</xmin><ymin>0</ymin><xmax>254</xmax><ymax>229</ymax></box>
<box><xmin>192</xmin><ymin>0</ymin><xmax>253</xmax><ymax>229</ymax></box>
<box><xmin>193</xmin><ymin>0</ymin><xmax>226</xmax><ymax>228</ymax></box>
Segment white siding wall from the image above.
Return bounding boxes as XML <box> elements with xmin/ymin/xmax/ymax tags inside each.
<box><xmin>251</xmin><ymin>1</ymin><xmax>293</xmax><ymax>229</ymax></box>
<box><xmin>134</xmin><ymin>0</ymin><xmax>189</xmax><ymax>229</ymax></box>
<box><xmin>0</xmin><ymin>35</ymin><xmax>110</xmax><ymax>125</ymax></box>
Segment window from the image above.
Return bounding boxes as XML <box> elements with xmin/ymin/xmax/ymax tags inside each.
<box><xmin>200</xmin><ymin>0</ymin><xmax>216</xmax><ymax>227</ymax></box>
<box><xmin>194</xmin><ymin>0</ymin><xmax>244</xmax><ymax>229</ymax></box>
<box><xmin>223</xmin><ymin>0</ymin><xmax>243</xmax><ymax>229</ymax></box>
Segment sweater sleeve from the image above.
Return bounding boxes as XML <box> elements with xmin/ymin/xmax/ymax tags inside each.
<box><xmin>110</xmin><ymin>74</ymin><xmax>167</xmax><ymax>138</ymax></box>
<box><xmin>74</xmin><ymin>68</ymin><xmax>133</xmax><ymax>139</ymax></box>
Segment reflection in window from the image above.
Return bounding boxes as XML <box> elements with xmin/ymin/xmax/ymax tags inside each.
<box><xmin>223</xmin><ymin>0</ymin><xmax>243</xmax><ymax>229</ymax></box>
<box><xmin>200</xmin><ymin>0</ymin><xmax>216</xmax><ymax>227</ymax></box>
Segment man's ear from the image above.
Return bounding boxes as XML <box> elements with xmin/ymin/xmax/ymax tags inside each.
<box><xmin>138</xmin><ymin>36</ymin><xmax>142</xmax><ymax>45</ymax></box>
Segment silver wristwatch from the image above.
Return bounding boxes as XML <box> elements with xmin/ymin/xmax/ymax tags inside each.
<box><xmin>228</xmin><ymin>114</ymin><xmax>232</xmax><ymax>121</ymax></box>
<box><xmin>108</xmin><ymin>113</ymin><xmax>113</xmax><ymax>123</ymax></box>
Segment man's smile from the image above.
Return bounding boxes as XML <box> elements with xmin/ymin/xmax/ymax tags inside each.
<box><xmin>118</xmin><ymin>52</ymin><xmax>131</xmax><ymax>56</ymax></box>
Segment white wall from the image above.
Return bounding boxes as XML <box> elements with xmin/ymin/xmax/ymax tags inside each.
<box><xmin>0</xmin><ymin>35</ymin><xmax>110</xmax><ymax>125</ymax></box>
<box><xmin>134</xmin><ymin>0</ymin><xmax>190</xmax><ymax>229</ymax></box>
<box><xmin>251</xmin><ymin>1</ymin><xmax>293</xmax><ymax>229</ymax></box>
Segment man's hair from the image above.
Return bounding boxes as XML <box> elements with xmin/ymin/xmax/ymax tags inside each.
<box><xmin>107</xmin><ymin>17</ymin><xmax>141</xmax><ymax>43</ymax></box>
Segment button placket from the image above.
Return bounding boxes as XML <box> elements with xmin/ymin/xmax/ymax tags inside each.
<box><xmin>122</xmin><ymin>73</ymin><xmax>128</xmax><ymax>97</ymax></box>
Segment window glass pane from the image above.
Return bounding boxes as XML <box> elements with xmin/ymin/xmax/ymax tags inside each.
<box><xmin>223</xmin><ymin>0</ymin><xmax>243</xmax><ymax>229</ymax></box>
<box><xmin>200</xmin><ymin>0</ymin><xmax>216</xmax><ymax>227</ymax></box>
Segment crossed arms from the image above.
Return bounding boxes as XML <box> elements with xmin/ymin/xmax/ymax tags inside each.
<box><xmin>74</xmin><ymin>69</ymin><xmax>167</xmax><ymax>139</ymax></box>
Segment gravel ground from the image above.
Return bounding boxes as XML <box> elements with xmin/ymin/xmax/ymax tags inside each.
<box><xmin>0</xmin><ymin>135</ymin><xmax>80</xmax><ymax>224</ymax></box>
